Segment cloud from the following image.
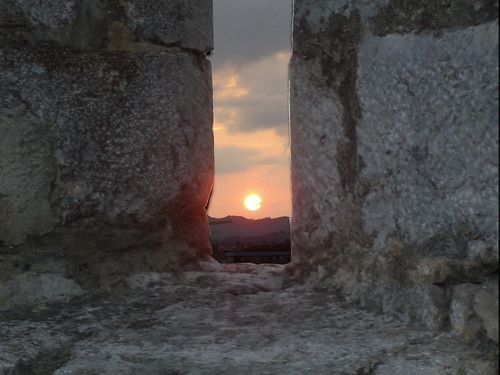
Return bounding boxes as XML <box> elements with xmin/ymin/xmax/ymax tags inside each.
<box><xmin>213</xmin><ymin>52</ymin><xmax>289</xmax><ymax>134</ymax></box>
<box><xmin>215</xmin><ymin>94</ymin><xmax>287</xmax><ymax>133</ymax></box>
<box><xmin>214</xmin><ymin>145</ymin><xmax>282</xmax><ymax>175</ymax></box>
<box><xmin>213</xmin><ymin>127</ymin><xmax>289</xmax><ymax>158</ymax></box>
<box><xmin>237</xmin><ymin>98</ymin><xmax>288</xmax><ymax>132</ymax></box>
<box><xmin>212</xmin><ymin>0</ymin><xmax>292</xmax><ymax>66</ymax></box>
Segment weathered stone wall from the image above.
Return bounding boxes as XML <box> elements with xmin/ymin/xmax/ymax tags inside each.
<box><xmin>290</xmin><ymin>0</ymin><xmax>498</xmax><ymax>342</ymax></box>
<box><xmin>0</xmin><ymin>0</ymin><xmax>214</xmax><ymax>297</ymax></box>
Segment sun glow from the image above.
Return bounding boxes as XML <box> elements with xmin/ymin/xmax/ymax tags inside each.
<box><xmin>244</xmin><ymin>194</ymin><xmax>262</xmax><ymax>211</ymax></box>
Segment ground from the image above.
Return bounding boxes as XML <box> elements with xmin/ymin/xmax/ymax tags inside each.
<box><xmin>0</xmin><ymin>263</ymin><xmax>497</xmax><ymax>375</ymax></box>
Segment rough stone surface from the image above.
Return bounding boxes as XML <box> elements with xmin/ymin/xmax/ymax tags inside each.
<box><xmin>0</xmin><ymin>272</ymin><xmax>83</xmax><ymax>311</ymax></box>
<box><xmin>474</xmin><ymin>277</ymin><xmax>499</xmax><ymax>343</ymax></box>
<box><xmin>357</xmin><ymin>21</ymin><xmax>498</xmax><ymax>250</ymax></box>
<box><xmin>0</xmin><ymin>105</ymin><xmax>56</xmax><ymax>245</ymax></box>
<box><xmin>0</xmin><ymin>0</ymin><xmax>213</xmax><ymax>52</ymax></box>
<box><xmin>450</xmin><ymin>283</ymin><xmax>485</xmax><ymax>343</ymax></box>
<box><xmin>1</xmin><ymin>0</ymin><xmax>498</xmax><ymax>372</ymax></box>
<box><xmin>449</xmin><ymin>277</ymin><xmax>499</xmax><ymax>345</ymax></box>
<box><xmin>0</xmin><ymin>266</ymin><xmax>497</xmax><ymax>375</ymax></box>
<box><xmin>0</xmin><ymin>48</ymin><xmax>213</xmax><ymax>247</ymax></box>
<box><xmin>289</xmin><ymin>0</ymin><xmax>498</xmax><ymax>344</ymax></box>
<box><xmin>0</xmin><ymin>0</ymin><xmax>214</xmax><ymax>303</ymax></box>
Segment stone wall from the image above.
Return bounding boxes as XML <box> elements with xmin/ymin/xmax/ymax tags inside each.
<box><xmin>0</xmin><ymin>0</ymin><xmax>214</xmax><ymax>297</ymax></box>
<box><xmin>290</xmin><ymin>0</ymin><xmax>498</xmax><ymax>342</ymax></box>
<box><xmin>1</xmin><ymin>0</ymin><xmax>498</xmax><ymax>349</ymax></box>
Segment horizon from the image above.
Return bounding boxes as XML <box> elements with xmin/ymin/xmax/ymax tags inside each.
<box><xmin>208</xmin><ymin>214</ymin><xmax>291</xmax><ymax>220</ymax></box>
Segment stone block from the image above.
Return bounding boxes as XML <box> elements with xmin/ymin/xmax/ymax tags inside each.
<box><xmin>0</xmin><ymin>0</ymin><xmax>213</xmax><ymax>52</ymax></box>
<box><xmin>290</xmin><ymin>0</ymin><xmax>498</xmax><ymax>255</ymax></box>
<box><xmin>356</xmin><ymin>21</ymin><xmax>498</xmax><ymax>250</ymax></box>
<box><xmin>115</xmin><ymin>0</ymin><xmax>213</xmax><ymax>52</ymax></box>
<box><xmin>290</xmin><ymin>0</ymin><xmax>498</xmax><ymax>340</ymax></box>
<box><xmin>0</xmin><ymin>0</ymin><xmax>78</xmax><ymax>30</ymax></box>
<box><xmin>0</xmin><ymin>45</ymin><xmax>214</xmax><ymax>256</ymax></box>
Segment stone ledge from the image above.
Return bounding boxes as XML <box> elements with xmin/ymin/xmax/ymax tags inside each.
<box><xmin>0</xmin><ymin>268</ymin><xmax>497</xmax><ymax>374</ymax></box>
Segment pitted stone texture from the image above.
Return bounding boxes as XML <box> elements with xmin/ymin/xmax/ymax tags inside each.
<box><xmin>289</xmin><ymin>0</ymin><xmax>498</xmax><ymax>343</ymax></box>
<box><xmin>290</xmin><ymin>0</ymin><xmax>364</xmax><ymax>261</ymax></box>
<box><xmin>290</xmin><ymin>57</ymin><xmax>347</xmax><ymax>259</ymax></box>
<box><xmin>293</xmin><ymin>0</ymin><xmax>390</xmax><ymax>28</ymax></box>
<box><xmin>449</xmin><ymin>279</ymin><xmax>500</xmax><ymax>346</ymax></box>
<box><xmin>118</xmin><ymin>0</ymin><xmax>213</xmax><ymax>52</ymax></box>
<box><xmin>474</xmin><ymin>277</ymin><xmax>499</xmax><ymax>343</ymax></box>
<box><xmin>0</xmin><ymin>272</ymin><xmax>83</xmax><ymax>311</ymax></box>
<box><xmin>357</xmin><ymin>21</ymin><xmax>499</xmax><ymax>250</ymax></box>
<box><xmin>0</xmin><ymin>105</ymin><xmax>56</xmax><ymax>245</ymax></box>
<box><xmin>0</xmin><ymin>0</ymin><xmax>107</xmax><ymax>51</ymax></box>
<box><xmin>368</xmin><ymin>0</ymin><xmax>499</xmax><ymax>36</ymax></box>
<box><xmin>0</xmin><ymin>0</ymin><xmax>77</xmax><ymax>29</ymax></box>
<box><xmin>0</xmin><ymin>46</ymin><xmax>214</xmax><ymax>252</ymax></box>
<box><xmin>0</xmin><ymin>267</ymin><xmax>497</xmax><ymax>375</ymax></box>
<box><xmin>0</xmin><ymin>0</ymin><xmax>213</xmax><ymax>52</ymax></box>
<box><xmin>374</xmin><ymin>356</ymin><xmax>497</xmax><ymax>375</ymax></box>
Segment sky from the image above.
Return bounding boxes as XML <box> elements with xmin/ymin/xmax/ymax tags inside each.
<box><xmin>207</xmin><ymin>0</ymin><xmax>293</xmax><ymax>219</ymax></box>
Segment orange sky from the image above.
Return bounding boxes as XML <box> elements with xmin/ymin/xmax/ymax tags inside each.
<box><xmin>207</xmin><ymin>52</ymin><xmax>292</xmax><ymax>219</ymax></box>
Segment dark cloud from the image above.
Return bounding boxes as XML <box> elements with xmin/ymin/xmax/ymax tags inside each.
<box><xmin>212</xmin><ymin>1</ymin><xmax>291</xmax><ymax>140</ymax></box>
<box><xmin>215</xmin><ymin>146</ymin><xmax>281</xmax><ymax>175</ymax></box>
<box><xmin>218</xmin><ymin>95</ymin><xmax>288</xmax><ymax>134</ymax></box>
<box><xmin>214</xmin><ymin>50</ymin><xmax>290</xmax><ymax>134</ymax></box>
<box><xmin>212</xmin><ymin>0</ymin><xmax>292</xmax><ymax>66</ymax></box>
<box><xmin>240</xmin><ymin>106</ymin><xmax>288</xmax><ymax>134</ymax></box>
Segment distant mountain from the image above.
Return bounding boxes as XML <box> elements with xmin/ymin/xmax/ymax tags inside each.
<box><xmin>208</xmin><ymin>215</ymin><xmax>290</xmax><ymax>245</ymax></box>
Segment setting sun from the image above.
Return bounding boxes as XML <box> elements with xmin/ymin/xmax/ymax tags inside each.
<box><xmin>244</xmin><ymin>194</ymin><xmax>262</xmax><ymax>211</ymax></box>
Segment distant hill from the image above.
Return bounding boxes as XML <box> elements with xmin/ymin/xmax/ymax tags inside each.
<box><xmin>208</xmin><ymin>216</ymin><xmax>290</xmax><ymax>245</ymax></box>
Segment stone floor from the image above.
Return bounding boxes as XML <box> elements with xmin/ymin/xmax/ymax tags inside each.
<box><xmin>0</xmin><ymin>263</ymin><xmax>497</xmax><ymax>375</ymax></box>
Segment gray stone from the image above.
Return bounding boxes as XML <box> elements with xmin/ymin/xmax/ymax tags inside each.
<box><xmin>0</xmin><ymin>1</ymin><xmax>498</xmax><ymax>372</ymax></box>
<box><xmin>0</xmin><ymin>0</ymin><xmax>77</xmax><ymax>30</ymax></box>
<box><xmin>0</xmin><ymin>105</ymin><xmax>56</xmax><ymax>245</ymax></box>
<box><xmin>117</xmin><ymin>0</ymin><xmax>213</xmax><ymax>52</ymax></box>
<box><xmin>450</xmin><ymin>283</ymin><xmax>483</xmax><ymax>343</ymax></box>
<box><xmin>292</xmin><ymin>0</ymin><xmax>391</xmax><ymax>26</ymax></box>
<box><xmin>289</xmin><ymin>0</ymin><xmax>498</xmax><ymax>346</ymax></box>
<box><xmin>467</xmin><ymin>240</ymin><xmax>499</xmax><ymax>265</ymax></box>
<box><xmin>0</xmin><ymin>0</ymin><xmax>213</xmax><ymax>52</ymax></box>
<box><xmin>357</xmin><ymin>21</ymin><xmax>499</xmax><ymax>249</ymax></box>
<box><xmin>0</xmin><ymin>272</ymin><xmax>83</xmax><ymax>310</ymax></box>
<box><xmin>0</xmin><ymin>0</ymin><xmax>214</xmax><ymax>286</ymax></box>
<box><xmin>0</xmin><ymin>46</ymin><xmax>213</xmax><ymax>254</ymax></box>
<box><xmin>0</xmin><ymin>267</ymin><xmax>496</xmax><ymax>375</ymax></box>
<box><xmin>474</xmin><ymin>277</ymin><xmax>499</xmax><ymax>343</ymax></box>
<box><xmin>368</xmin><ymin>0</ymin><xmax>498</xmax><ymax>36</ymax></box>
<box><xmin>374</xmin><ymin>356</ymin><xmax>497</xmax><ymax>375</ymax></box>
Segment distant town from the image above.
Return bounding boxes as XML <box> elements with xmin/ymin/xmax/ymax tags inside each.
<box><xmin>208</xmin><ymin>216</ymin><xmax>291</xmax><ymax>264</ymax></box>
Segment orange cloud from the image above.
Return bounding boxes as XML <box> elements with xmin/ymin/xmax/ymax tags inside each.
<box><xmin>213</xmin><ymin>69</ymin><xmax>249</xmax><ymax>99</ymax></box>
<box><xmin>214</xmin><ymin>127</ymin><xmax>288</xmax><ymax>159</ymax></box>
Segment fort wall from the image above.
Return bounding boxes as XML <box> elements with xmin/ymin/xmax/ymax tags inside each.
<box><xmin>289</xmin><ymin>0</ymin><xmax>498</xmax><ymax>341</ymax></box>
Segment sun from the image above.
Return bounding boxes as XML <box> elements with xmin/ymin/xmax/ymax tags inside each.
<box><xmin>244</xmin><ymin>194</ymin><xmax>262</xmax><ymax>211</ymax></box>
